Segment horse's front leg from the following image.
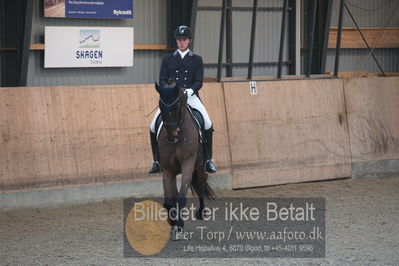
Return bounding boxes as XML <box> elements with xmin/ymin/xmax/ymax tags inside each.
<box><xmin>174</xmin><ymin>156</ymin><xmax>196</xmax><ymax>232</ymax></box>
<box><xmin>162</xmin><ymin>170</ymin><xmax>178</xmax><ymax>226</ymax></box>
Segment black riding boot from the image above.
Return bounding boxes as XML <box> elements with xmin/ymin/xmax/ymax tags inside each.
<box><xmin>149</xmin><ymin>131</ymin><xmax>161</xmax><ymax>174</ymax></box>
<box><xmin>203</xmin><ymin>127</ymin><xmax>217</xmax><ymax>173</ymax></box>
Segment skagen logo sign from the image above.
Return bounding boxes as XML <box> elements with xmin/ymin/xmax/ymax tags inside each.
<box><xmin>79</xmin><ymin>29</ymin><xmax>100</xmax><ymax>48</ymax></box>
<box><xmin>45</xmin><ymin>26</ymin><xmax>133</xmax><ymax>68</ymax></box>
<box><xmin>76</xmin><ymin>29</ymin><xmax>103</xmax><ymax>64</ymax></box>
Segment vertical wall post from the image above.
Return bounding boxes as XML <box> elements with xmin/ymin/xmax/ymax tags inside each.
<box><xmin>217</xmin><ymin>0</ymin><xmax>227</xmax><ymax>82</ymax></box>
<box><xmin>20</xmin><ymin>0</ymin><xmax>34</xmax><ymax>86</ymax></box>
<box><xmin>226</xmin><ymin>0</ymin><xmax>233</xmax><ymax>77</ymax></box>
<box><xmin>306</xmin><ymin>0</ymin><xmax>318</xmax><ymax>77</ymax></box>
<box><xmin>189</xmin><ymin>0</ymin><xmax>198</xmax><ymax>51</ymax></box>
<box><xmin>288</xmin><ymin>0</ymin><xmax>297</xmax><ymax>75</ymax></box>
<box><xmin>319</xmin><ymin>0</ymin><xmax>332</xmax><ymax>74</ymax></box>
<box><xmin>277</xmin><ymin>0</ymin><xmax>288</xmax><ymax>78</ymax></box>
<box><xmin>333</xmin><ymin>0</ymin><xmax>345</xmax><ymax>77</ymax></box>
<box><xmin>295</xmin><ymin>0</ymin><xmax>301</xmax><ymax>75</ymax></box>
<box><xmin>247</xmin><ymin>0</ymin><xmax>258</xmax><ymax>80</ymax></box>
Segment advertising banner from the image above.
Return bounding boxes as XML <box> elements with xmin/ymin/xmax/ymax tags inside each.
<box><xmin>45</xmin><ymin>26</ymin><xmax>134</xmax><ymax>68</ymax></box>
<box><xmin>44</xmin><ymin>0</ymin><xmax>133</xmax><ymax>19</ymax></box>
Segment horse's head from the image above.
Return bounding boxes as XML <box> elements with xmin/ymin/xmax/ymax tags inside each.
<box><xmin>155</xmin><ymin>82</ymin><xmax>188</xmax><ymax>143</ymax></box>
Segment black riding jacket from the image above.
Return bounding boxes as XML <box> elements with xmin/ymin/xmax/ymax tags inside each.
<box><xmin>159</xmin><ymin>50</ymin><xmax>204</xmax><ymax>95</ymax></box>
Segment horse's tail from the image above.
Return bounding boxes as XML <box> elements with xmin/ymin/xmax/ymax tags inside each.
<box><xmin>190</xmin><ymin>169</ymin><xmax>215</xmax><ymax>200</ymax></box>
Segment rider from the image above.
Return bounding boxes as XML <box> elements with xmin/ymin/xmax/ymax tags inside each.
<box><xmin>149</xmin><ymin>25</ymin><xmax>217</xmax><ymax>174</ymax></box>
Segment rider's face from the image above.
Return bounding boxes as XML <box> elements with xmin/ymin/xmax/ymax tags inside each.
<box><xmin>176</xmin><ymin>38</ymin><xmax>191</xmax><ymax>51</ymax></box>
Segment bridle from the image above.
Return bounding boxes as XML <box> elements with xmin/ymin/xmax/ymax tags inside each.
<box><xmin>160</xmin><ymin>94</ymin><xmax>186</xmax><ymax>143</ymax></box>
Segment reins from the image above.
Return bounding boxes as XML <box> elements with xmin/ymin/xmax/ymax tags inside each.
<box><xmin>145</xmin><ymin>95</ymin><xmax>181</xmax><ymax>118</ymax></box>
<box><xmin>145</xmin><ymin>105</ymin><xmax>158</xmax><ymax>118</ymax></box>
<box><xmin>160</xmin><ymin>95</ymin><xmax>181</xmax><ymax>108</ymax></box>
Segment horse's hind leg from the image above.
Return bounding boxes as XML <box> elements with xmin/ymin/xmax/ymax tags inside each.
<box><xmin>193</xmin><ymin>167</ymin><xmax>208</xmax><ymax>220</ymax></box>
<box><xmin>196</xmin><ymin>197</ymin><xmax>205</xmax><ymax>220</ymax></box>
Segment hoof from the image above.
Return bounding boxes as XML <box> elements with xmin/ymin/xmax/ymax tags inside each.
<box><xmin>170</xmin><ymin>225</ymin><xmax>183</xmax><ymax>241</ymax></box>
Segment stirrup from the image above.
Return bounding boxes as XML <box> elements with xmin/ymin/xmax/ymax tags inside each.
<box><xmin>205</xmin><ymin>159</ymin><xmax>217</xmax><ymax>174</ymax></box>
<box><xmin>149</xmin><ymin>161</ymin><xmax>161</xmax><ymax>174</ymax></box>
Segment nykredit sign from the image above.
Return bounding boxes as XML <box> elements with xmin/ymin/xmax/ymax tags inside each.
<box><xmin>44</xmin><ymin>0</ymin><xmax>134</xmax><ymax>19</ymax></box>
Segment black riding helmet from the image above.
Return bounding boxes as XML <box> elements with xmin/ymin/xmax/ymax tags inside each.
<box><xmin>174</xmin><ymin>25</ymin><xmax>192</xmax><ymax>39</ymax></box>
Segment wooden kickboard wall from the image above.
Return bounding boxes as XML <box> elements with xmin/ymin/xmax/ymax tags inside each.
<box><xmin>223</xmin><ymin>79</ymin><xmax>352</xmax><ymax>188</ymax></box>
<box><xmin>344</xmin><ymin>76</ymin><xmax>399</xmax><ymax>163</ymax></box>
<box><xmin>1</xmin><ymin>76</ymin><xmax>399</xmax><ymax>192</ymax></box>
<box><xmin>0</xmin><ymin>83</ymin><xmax>230</xmax><ymax>193</ymax></box>
<box><xmin>0</xmin><ymin>84</ymin><xmax>156</xmax><ymax>192</ymax></box>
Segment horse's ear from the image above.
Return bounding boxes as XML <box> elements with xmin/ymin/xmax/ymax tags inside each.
<box><xmin>155</xmin><ymin>83</ymin><xmax>161</xmax><ymax>94</ymax></box>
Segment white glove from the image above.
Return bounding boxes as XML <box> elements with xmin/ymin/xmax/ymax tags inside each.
<box><xmin>185</xmin><ymin>88</ymin><xmax>194</xmax><ymax>96</ymax></box>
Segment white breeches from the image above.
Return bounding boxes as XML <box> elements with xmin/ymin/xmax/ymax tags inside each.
<box><xmin>150</xmin><ymin>94</ymin><xmax>212</xmax><ymax>133</ymax></box>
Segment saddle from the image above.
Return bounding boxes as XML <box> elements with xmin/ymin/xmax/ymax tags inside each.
<box><xmin>155</xmin><ymin>106</ymin><xmax>204</xmax><ymax>142</ymax></box>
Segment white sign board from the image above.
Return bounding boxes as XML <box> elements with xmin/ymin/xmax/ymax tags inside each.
<box><xmin>45</xmin><ymin>26</ymin><xmax>133</xmax><ymax>68</ymax></box>
<box><xmin>249</xmin><ymin>81</ymin><xmax>257</xmax><ymax>95</ymax></box>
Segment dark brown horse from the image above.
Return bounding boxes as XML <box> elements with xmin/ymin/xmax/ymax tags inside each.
<box><xmin>155</xmin><ymin>83</ymin><xmax>215</xmax><ymax>240</ymax></box>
